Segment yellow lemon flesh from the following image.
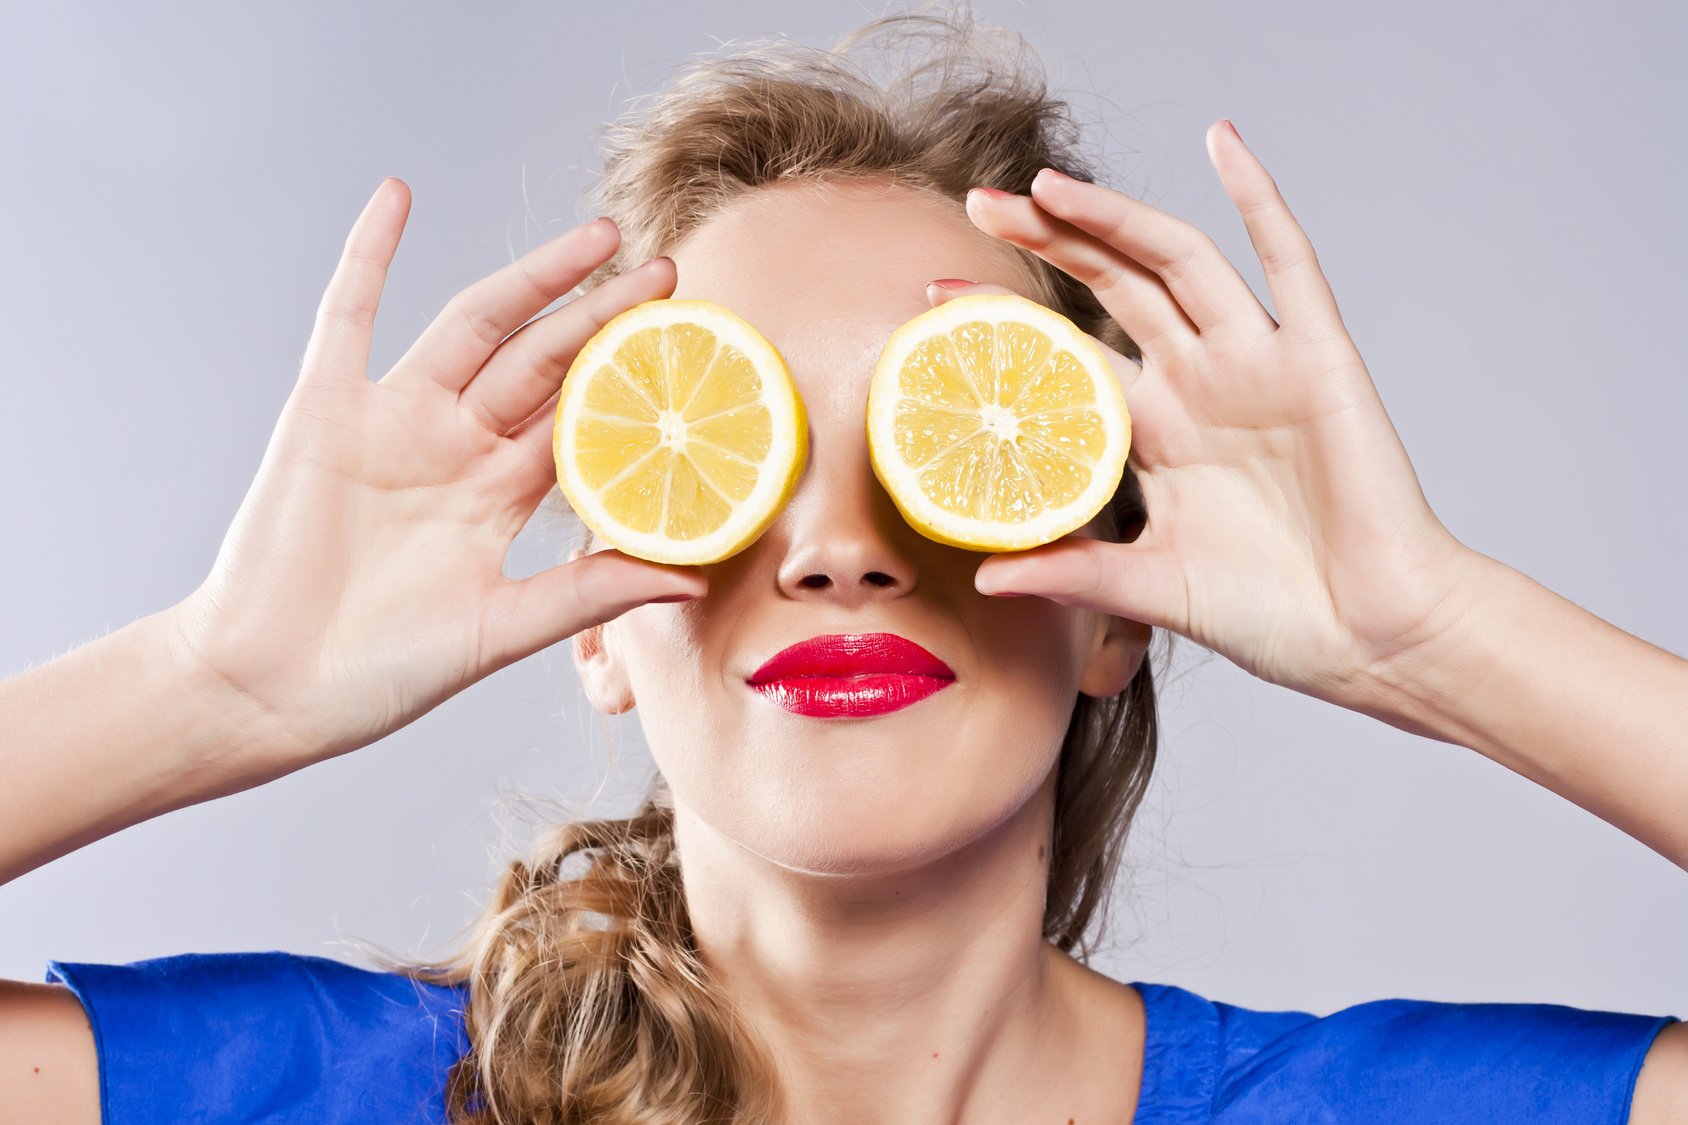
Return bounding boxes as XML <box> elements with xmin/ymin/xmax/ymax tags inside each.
<box><xmin>553</xmin><ymin>299</ymin><xmax>807</xmax><ymax>565</ymax></box>
<box><xmin>866</xmin><ymin>293</ymin><xmax>1131</xmax><ymax>552</ymax></box>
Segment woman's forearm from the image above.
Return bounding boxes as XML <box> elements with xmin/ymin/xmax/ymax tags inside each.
<box><xmin>0</xmin><ymin>606</ymin><xmax>306</xmax><ymax>885</ymax></box>
<box><xmin>1354</xmin><ymin>548</ymin><xmax>1688</xmax><ymax>870</ymax></box>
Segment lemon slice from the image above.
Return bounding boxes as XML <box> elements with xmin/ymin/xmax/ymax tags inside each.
<box><xmin>866</xmin><ymin>293</ymin><xmax>1130</xmax><ymax>552</ymax></box>
<box><xmin>552</xmin><ymin>299</ymin><xmax>808</xmax><ymax>565</ymax></box>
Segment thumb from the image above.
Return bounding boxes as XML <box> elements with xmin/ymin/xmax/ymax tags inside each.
<box><xmin>478</xmin><ymin>548</ymin><xmax>706</xmax><ymax>672</ymax></box>
<box><xmin>974</xmin><ymin>536</ymin><xmax>1184</xmax><ymax>633</ymax></box>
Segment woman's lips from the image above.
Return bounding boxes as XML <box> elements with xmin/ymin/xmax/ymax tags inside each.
<box><xmin>749</xmin><ymin>673</ymin><xmax>953</xmax><ymax>717</ymax></box>
<box><xmin>747</xmin><ymin>632</ymin><xmax>956</xmax><ymax>717</ymax></box>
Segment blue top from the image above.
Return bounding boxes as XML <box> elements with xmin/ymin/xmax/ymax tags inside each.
<box><xmin>46</xmin><ymin>951</ymin><xmax>1678</xmax><ymax>1123</ymax></box>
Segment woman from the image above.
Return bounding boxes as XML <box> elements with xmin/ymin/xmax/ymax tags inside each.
<box><xmin>1</xmin><ymin>10</ymin><xmax>1683</xmax><ymax>1123</ymax></box>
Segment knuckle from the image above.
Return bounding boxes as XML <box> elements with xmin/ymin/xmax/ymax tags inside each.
<box><xmin>1099</xmin><ymin>208</ymin><xmax>1137</xmax><ymax>250</ymax></box>
<box><xmin>1287</xmin><ymin>322</ymin><xmax>1356</xmax><ymax>358</ymax></box>
<box><xmin>1086</xmin><ymin>259</ymin><xmax>1137</xmax><ymax>301</ymax></box>
<box><xmin>500</xmin><ymin>330</ymin><xmax>570</xmax><ymax>394</ymax></box>
<box><xmin>1075</xmin><ymin>543</ymin><xmax>1111</xmax><ymax>600</ymax></box>
<box><xmin>1157</xmin><ymin>237</ymin><xmax>1209</xmax><ymax>287</ymax></box>
<box><xmin>342</xmin><ymin>246</ymin><xmax>390</xmax><ymax>271</ymax></box>
<box><xmin>1234</xmin><ymin>195</ymin><xmax>1280</xmax><ymax>222</ymax></box>
<box><xmin>543</xmin><ymin>568</ymin><xmax>589</xmax><ymax>639</ymax></box>
<box><xmin>1008</xmin><ymin>215</ymin><xmax>1059</xmax><ymax>254</ymax></box>
<box><xmin>319</xmin><ymin>300</ymin><xmax>376</xmax><ymax>332</ymax></box>
<box><xmin>344</xmin><ymin>241</ymin><xmax>393</xmax><ymax>271</ymax></box>
<box><xmin>513</xmin><ymin>429</ymin><xmax>558</xmax><ymax>480</ymax></box>
<box><xmin>515</xmin><ymin>259</ymin><xmax>554</xmax><ymax>305</ymax></box>
<box><xmin>450</xmin><ymin>293</ymin><xmax>512</xmax><ymax>349</ymax></box>
<box><xmin>567</xmin><ymin>552</ymin><xmax>613</xmax><ymax>618</ymax></box>
<box><xmin>571</xmin><ymin>289</ymin><xmax>620</xmax><ymax>340</ymax></box>
<box><xmin>1260</xmin><ymin>241</ymin><xmax>1317</xmax><ymax>277</ymax></box>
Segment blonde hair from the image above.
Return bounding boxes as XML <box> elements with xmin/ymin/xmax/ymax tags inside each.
<box><xmin>417</xmin><ymin>8</ymin><xmax>1160</xmax><ymax>1121</ymax></box>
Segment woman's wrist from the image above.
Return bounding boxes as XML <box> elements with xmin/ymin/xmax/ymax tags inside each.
<box><xmin>157</xmin><ymin>593</ymin><xmax>324</xmax><ymax>775</ymax></box>
<box><xmin>1345</xmin><ymin>548</ymin><xmax>1688</xmax><ymax>868</ymax></box>
<box><xmin>1342</xmin><ymin>545</ymin><xmax>1515</xmax><ymax>747</ymax></box>
<box><xmin>0</xmin><ymin>603</ymin><xmax>317</xmax><ymax>885</ymax></box>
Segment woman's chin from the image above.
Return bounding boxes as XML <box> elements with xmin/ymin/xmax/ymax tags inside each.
<box><xmin>661</xmin><ymin>728</ymin><xmax>1062</xmax><ymax>880</ymax></box>
<box><xmin>727</xmin><ymin>789</ymin><xmax>1032</xmax><ymax>880</ymax></box>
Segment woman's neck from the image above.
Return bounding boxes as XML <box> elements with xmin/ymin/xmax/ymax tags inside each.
<box><xmin>673</xmin><ymin>774</ymin><xmax>1144</xmax><ymax>1123</ymax></box>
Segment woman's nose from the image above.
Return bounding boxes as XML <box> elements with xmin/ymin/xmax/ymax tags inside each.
<box><xmin>773</xmin><ymin>447</ymin><xmax>919</xmax><ymax>605</ymax></box>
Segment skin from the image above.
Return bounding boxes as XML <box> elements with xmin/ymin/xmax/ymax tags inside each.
<box><xmin>572</xmin><ymin>124</ymin><xmax>1688</xmax><ymax>1114</ymax></box>
<box><xmin>1</xmin><ymin>120</ymin><xmax>1683</xmax><ymax>1120</ymax></box>
<box><xmin>571</xmin><ymin>179</ymin><xmax>1151</xmax><ymax>1122</ymax></box>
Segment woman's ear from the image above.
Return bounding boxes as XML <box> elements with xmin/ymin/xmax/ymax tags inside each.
<box><xmin>1078</xmin><ymin>611</ymin><xmax>1152</xmax><ymax>698</ymax></box>
<box><xmin>569</xmin><ymin>547</ymin><xmax>637</xmax><ymax>715</ymax></box>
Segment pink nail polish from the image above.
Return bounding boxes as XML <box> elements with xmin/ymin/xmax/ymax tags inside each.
<box><xmin>969</xmin><ymin>186</ymin><xmax>1016</xmax><ymax>200</ymax></box>
<box><xmin>929</xmin><ymin>278</ymin><xmax>974</xmax><ymax>290</ymax></box>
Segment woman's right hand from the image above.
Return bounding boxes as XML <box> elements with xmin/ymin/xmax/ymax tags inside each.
<box><xmin>169</xmin><ymin>178</ymin><xmax>705</xmax><ymax>766</ymax></box>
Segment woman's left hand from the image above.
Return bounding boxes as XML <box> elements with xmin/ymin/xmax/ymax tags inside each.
<box><xmin>948</xmin><ymin>120</ymin><xmax>1484</xmax><ymax>707</ymax></box>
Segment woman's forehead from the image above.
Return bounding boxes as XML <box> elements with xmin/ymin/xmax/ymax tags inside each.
<box><xmin>666</xmin><ymin>179</ymin><xmax>1035</xmax><ymax>330</ymax></box>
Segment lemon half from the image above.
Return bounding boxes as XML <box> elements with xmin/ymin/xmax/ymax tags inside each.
<box><xmin>865</xmin><ymin>293</ymin><xmax>1131</xmax><ymax>552</ymax></box>
<box><xmin>552</xmin><ymin>299</ymin><xmax>808</xmax><ymax>565</ymax></box>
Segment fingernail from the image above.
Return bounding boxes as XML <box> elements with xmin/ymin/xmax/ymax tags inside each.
<box><xmin>650</xmin><ymin>590</ymin><xmax>701</xmax><ymax>604</ymax></box>
<box><xmin>968</xmin><ymin>186</ymin><xmax>1016</xmax><ymax>201</ymax></box>
<box><xmin>1223</xmin><ymin>118</ymin><xmax>1241</xmax><ymax>141</ymax></box>
<box><xmin>1032</xmin><ymin>167</ymin><xmax>1072</xmax><ymax>189</ymax></box>
<box><xmin>929</xmin><ymin>278</ymin><xmax>973</xmax><ymax>291</ymax></box>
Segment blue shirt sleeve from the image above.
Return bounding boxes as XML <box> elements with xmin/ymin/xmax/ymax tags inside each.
<box><xmin>1132</xmin><ymin>981</ymin><xmax>1679</xmax><ymax>1123</ymax></box>
<box><xmin>46</xmin><ymin>950</ymin><xmax>469</xmax><ymax>1124</ymax></box>
<box><xmin>1208</xmin><ymin>994</ymin><xmax>1679</xmax><ymax>1123</ymax></box>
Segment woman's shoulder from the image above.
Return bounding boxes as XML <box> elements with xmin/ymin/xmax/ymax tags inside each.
<box><xmin>46</xmin><ymin>949</ymin><xmax>468</xmax><ymax>1124</ymax></box>
<box><xmin>1130</xmin><ymin>979</ymin><xmax>1680</xmax><ymax>1123</ymax></box>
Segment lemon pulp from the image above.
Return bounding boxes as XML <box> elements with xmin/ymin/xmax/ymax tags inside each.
<box><xmin>866</xmin><ymin>293</ymin><xmax>1130</xmax><ymax>551</ymax></box>
<box><xmin>554</xmin><ymin>300</ymin><xmax>807</xmax><ymax>565</ymax></box>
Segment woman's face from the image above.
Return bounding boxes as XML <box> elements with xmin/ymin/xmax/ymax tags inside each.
<box><xmin>573</xmin><ymin>179</ymin><xmax>1150</xmax><ymax>875</ymax></box>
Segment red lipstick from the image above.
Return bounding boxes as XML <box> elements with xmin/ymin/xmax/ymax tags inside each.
<box><xmin>747</xmin><ymin>632</ymin><xmax>956</xmax><ymax>717</ymax></box>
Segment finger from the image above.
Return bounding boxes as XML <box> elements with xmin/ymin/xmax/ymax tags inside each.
<box><xmin>382</xmin><ymin>215</ymin><xmax>622</xmax><ymax>394</ymax></box>
<box><xmin>479</xmin><ymin>548</ymin><xmax>706</xmax><ymax>672</ymax></box>
<box><xmin>1025</xmin><ymin>166</ymin><xmax>1278</xmax><ymax>338</ymax></box>
<box><xmin>498</xmin><ymin>257</ymin><xmax>684</xmax><ymax>499</ymax></box>
<box><xmin>501</xmin><ymin>386</ymin><xmax>569</xmax><ymax>515</ymax></box>
<box><xmin>496</xmin><ymin>257</ymin><xmax>677</xmax><ymax>516</ymax></box>
<box><xmin>301</xmin><ymin>178</ymin><xmax>410</xmax><ymax>389</ymax></box>
<box><xmin>1205</xmin><ymin>120</ymin><xmax>1345</xmax><ymax>335</ymax></box>
<box><xmin>973</xmin><ymin>535</ymin><xmax>1186</xmax><ymax>635</ymax></box>
<box><xmin>925</xmin><ymin>279</ymin><xmax>1144</xmax><ymax>401</ymax></box>
<box><xmin>460</xmin><ymin>255</ymin><xmax>678</xmax><ymax>437</ymax></box>
<box><xmin>963</xmin><ymin>188</ymin><xmax>1199</xmax><ymax>366</ymax></box>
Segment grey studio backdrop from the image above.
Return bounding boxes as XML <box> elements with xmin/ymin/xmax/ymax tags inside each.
<box><xmin>2</xmin><ymin>0</ymin><xmax>1685</xmax><ymax>1020</ymax></box>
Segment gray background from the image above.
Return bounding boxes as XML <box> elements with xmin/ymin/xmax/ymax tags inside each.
<box><xmin>3</xmin><ymin>1</ymin><xmax>1684</xmax><ymax>1018</ymax></box>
